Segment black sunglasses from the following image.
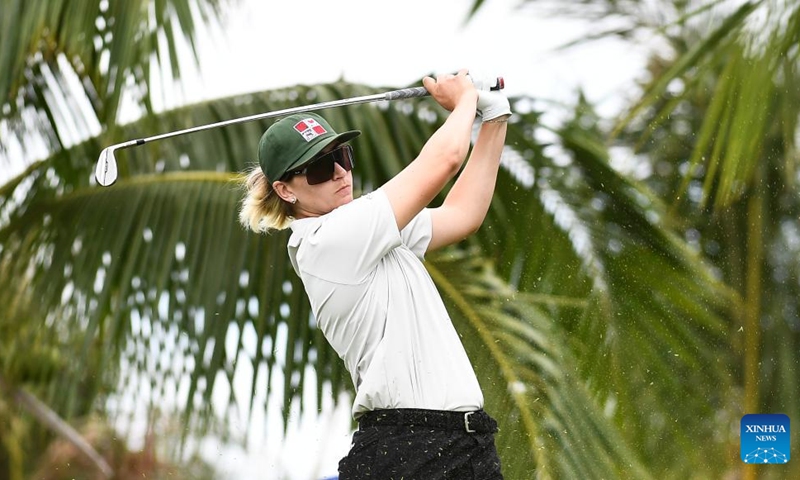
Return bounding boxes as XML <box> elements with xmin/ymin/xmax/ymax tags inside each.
<box><xmin>283</xmin><ymin>145</ymin><xmax>355</xmax><ymax>185</ymax></box>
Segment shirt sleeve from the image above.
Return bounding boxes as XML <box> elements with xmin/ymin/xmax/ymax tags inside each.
<box><xmin>399</xmin><ymin>208</ymin><xmax>432</xmax><ymax>259</ymax></box>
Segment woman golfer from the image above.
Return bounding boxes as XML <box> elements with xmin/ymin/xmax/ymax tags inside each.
<box><xmin>240</xmin><ymin>70</ymin><xmax>509</xmax><ymax>479</ymax></box>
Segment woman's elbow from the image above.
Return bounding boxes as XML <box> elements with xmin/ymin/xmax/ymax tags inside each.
<box><xmin>465</xmin><ymin>219</ymin><xmax>483</xmax><ymax>237</ymax></box>
<box><xmin>458</xmin><ymin>212</ymin><xmax>485</xmax><ymax>238</ymax></box>
<box><xmin>442</xmin><ymin>147</ymin><xmax>468</xmax><ymax>176</ymax></box>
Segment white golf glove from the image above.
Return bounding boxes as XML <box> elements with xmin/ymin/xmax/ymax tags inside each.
<box><xmin>477</xmin><ymin>89</ymin><xmax>511</xmax><ymax>122</ymax></box>
<box><xmin>469</xmin><ymin>75</ymin><xmax>502</xmax><ymax>92</ymax></box>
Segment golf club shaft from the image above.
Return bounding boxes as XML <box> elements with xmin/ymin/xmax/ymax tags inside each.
<box><xmin>96</xmin><ymin>77</ymin><xmax>504</xmax><ymax>186</ymax></box>
<box><xmin>137</xmin><ymin>87</ymin><xmax>429</xmax><ymax>148</ymax></box>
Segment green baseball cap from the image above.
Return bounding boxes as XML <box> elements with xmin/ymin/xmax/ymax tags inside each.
<box><xmin>258</xmin><ymin>113</ymin><xmax>360</xmax><ymax>182</ymax></box>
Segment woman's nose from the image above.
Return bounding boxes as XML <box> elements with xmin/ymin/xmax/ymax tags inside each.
<box><xmin>332</xmin><ymin>162</ymin><xmax>347</xmax><ymax>179</ymax></box>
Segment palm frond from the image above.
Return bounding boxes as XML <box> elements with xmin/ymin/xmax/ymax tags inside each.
<box><xmin>0</xmin><ymin>0</ymin><xmax>229</xmax><ymax>171</ymax></box>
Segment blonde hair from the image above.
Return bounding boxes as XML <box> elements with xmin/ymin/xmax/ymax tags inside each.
<box><xmin>239</xmin><ymin>167</ymin><xmax>294</xmax><ymax>232</ymax></box>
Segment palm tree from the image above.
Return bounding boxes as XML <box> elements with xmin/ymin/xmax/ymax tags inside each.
<box><xmin>3</xmin><ymin>1</ymin><xmax>796</xmax><ymax>479</ymax></box>
<box><xmin>477</xmin><ymin>0</ymin><xmax>800</xmax><ymax>478</ymax></box>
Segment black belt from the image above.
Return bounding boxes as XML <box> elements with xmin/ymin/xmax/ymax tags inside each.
<box><xmin>358</xmin><ymin>408</ymin><xmax>498</xmax><ymax>434</ymax></box>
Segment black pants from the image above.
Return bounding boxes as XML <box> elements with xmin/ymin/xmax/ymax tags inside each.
<box><xmin>338</xmin><ymin>409</ymin><xmax>504</xmax><ymax>480</ymax></box>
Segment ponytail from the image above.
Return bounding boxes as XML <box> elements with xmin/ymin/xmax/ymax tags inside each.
<box><xmin>239</xmin><ymin>167</ymin><xmax>294</xmax><ymax>232</ymax></box>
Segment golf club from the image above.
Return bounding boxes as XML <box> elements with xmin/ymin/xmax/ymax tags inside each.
<box><xmin>95</xmin><ymin>76</ymin><xmax>505</xmax><ymax>187</ymax></box>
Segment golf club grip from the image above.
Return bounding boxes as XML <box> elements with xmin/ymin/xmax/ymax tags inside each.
<box><xmin>384</xmin><ymin>76</ymin><xmax>505</xmax><ymax>101</ymax></box>
<box><xmin>384</xmin><ymin>86</ymin><xmax>430</xmax><ymax>101</ymax></box>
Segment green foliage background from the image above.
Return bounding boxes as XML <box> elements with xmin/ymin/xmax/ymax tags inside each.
<box><xmin>1</xmin><ymin>1</ymin><xmax>798</xmax><ymax>479</ymax></box>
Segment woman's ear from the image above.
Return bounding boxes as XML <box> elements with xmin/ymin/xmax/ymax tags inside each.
<box><xmin>272</xmin><ymin>180</ymin><xmax>295</xmax><ymax>203</ymax></box>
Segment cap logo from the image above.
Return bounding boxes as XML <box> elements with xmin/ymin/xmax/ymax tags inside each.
<box><xmin>293</xmin><ymin>118</ymin><xmax>327</xmax><ymax>142</ymax></box>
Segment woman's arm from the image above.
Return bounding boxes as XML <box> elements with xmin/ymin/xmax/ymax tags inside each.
<box><xmin>381</xmin><ymin>70</ymin><xmax>478</xmax><ymax>231</ymax></box>
<box><xmin>426</xmin><ymin>119</ymin><xmax>507</xmax><ymax>251</ymax></box>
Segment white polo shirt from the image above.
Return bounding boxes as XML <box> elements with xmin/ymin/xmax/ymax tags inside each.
<box><xmin>287</xmin><ymin>188</ymin><xmax>484</xmax><ymax>418</ymax></box>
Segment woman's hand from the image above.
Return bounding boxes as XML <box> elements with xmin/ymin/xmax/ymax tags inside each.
<box><xmin>422</xmin><ymin>69</ymin><xmax>477</xmax><ymax>112</ymax></box>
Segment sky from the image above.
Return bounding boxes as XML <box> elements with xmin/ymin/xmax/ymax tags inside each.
<box><xmin>129</xmin><ymin>0</ymin><xmax>656</xmax><ymax>478</ymax></box>
<box><xmin>163</xmin><ymin>0</ymin><xmax>653</xmax><ymax>119</ymax></box>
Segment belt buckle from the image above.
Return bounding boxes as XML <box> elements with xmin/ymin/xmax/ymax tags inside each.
<box><xmin>464</xmin><ymin>411</ymin><xmax>476</xmax><ymax>433</ymax></box>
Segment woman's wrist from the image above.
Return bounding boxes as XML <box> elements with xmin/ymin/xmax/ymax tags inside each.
<box><xmin>459</xmin><ymin>89</ymin><xmax>479</xmax><ymax>108</ymax></box>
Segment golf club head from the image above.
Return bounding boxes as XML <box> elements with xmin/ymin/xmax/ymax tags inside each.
<box><xmin>95</xmin><ymin>147</ymin><xmax>118</xmax><ymax>187</ymax></box>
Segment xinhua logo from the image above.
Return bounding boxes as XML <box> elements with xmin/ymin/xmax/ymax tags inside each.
<box><xmin>741</xmin><ymin>414</ymin><xmax>790</xmax><ymax>464</ymax></box>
